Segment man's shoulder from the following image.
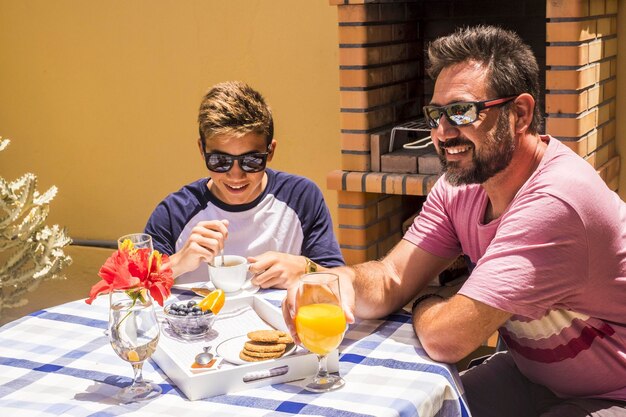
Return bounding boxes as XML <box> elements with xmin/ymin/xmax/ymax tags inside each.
<box><xmin>541</xmin><ymin>136</ymin><xmax>594</xmax><ymax>174</ymax></box>
<box><xmin>533</xmin><ymin>137</ymin><xmax>610</xmax><ymax>195</ymax></box>
<box><xmin>511</xmin><ymin>137</ymin><xmax>623</xmax><ymax>223</ymax></box>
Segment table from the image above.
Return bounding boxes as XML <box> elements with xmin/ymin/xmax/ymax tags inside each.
<box><xmin>0</xmin><ymin>288</ymin><xmax>470</xmax><ymax>417</ymax></box>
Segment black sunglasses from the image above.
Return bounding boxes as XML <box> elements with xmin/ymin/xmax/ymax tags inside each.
<box><xmin>203</xmin><ymin>150</ymin><xmax>269</xmax><ymax>173</ymax></box>
<box><xmin>423</xmin><ymin>96</ymin><xmax>517</xmax><ymax>128</ymax></box>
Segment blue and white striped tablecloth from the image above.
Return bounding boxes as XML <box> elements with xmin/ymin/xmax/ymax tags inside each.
<box><xmin>0</xmin><ymin>288</ymin><xmax>470</xmax><ymax>417</ymax></box>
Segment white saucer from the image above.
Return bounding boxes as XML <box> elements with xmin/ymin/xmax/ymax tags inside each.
<box><xmin>173</xmin><ymin>279</ymin><xmax>260</xmax><ymax>298</ymax></box>
<box><xmin>216</xmin><ymin>335</ymin><xmax>296</xmax><ymax>365</ymax></box>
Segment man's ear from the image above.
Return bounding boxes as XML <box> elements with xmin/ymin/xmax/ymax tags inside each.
<box><xmin>267</xmin><ymin>139</ymin><xmax>277</xmax><ymax>162</ymax></box>
<box><xmin>513</xmin><ymin>93</ymin><xmax>534</xmax><ymax>134</ymax></box>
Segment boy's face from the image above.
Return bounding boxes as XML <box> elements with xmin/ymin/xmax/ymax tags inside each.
<box><xmin>199</xmin><ymin>132</ymin><xmax>276</xmax><ymax>206</ymax></box>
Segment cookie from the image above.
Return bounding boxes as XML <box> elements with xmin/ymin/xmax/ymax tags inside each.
<box><xmin>244</xmin><ymin>340</ymin><xmax>286</xmax><ymax>353</ymax></box>
<box><xmin>241</xmin><ymin>329</ymin><xmax>294</xmax><ymax>362</ymax></box>
<box><xmin>247</xmin><ymin>329</ymin><xmax>283</xmax><ymax>343</ymax></box>
<box><xmin>242</xmin><ymin>347</ymin><xmax>285</xmax><ymax>358</ymax></box>
<box><xmin>239</xmin><ymin>350</ymin><xmax>282</xmax><ymax>362</ymax></box>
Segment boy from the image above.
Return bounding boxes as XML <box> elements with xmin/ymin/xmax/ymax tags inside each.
<box><xmin>145</xmin><ymin>81</ymin><xmax>344</xmax><ymax>289</ymax></box>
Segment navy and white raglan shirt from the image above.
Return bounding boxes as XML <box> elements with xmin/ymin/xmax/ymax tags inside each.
<box><xmin>144</xmin><ymin>169</ymin><xmax>345</xmax><ymax>285</ymax></box>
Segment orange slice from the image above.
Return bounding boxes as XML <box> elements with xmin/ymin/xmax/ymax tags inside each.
<box><xmin>127</xmin><ymin>350</ymin><xmax>140</xmax><ymax>362</ymax></box>
<box><xmin>198</xmin><ymin>289</ymin><xmax>225</xmax><ymax>314</ymax></box>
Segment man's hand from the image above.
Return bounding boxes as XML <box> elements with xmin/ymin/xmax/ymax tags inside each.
<box><xmin>281</xmin><ymin>267</ymin><xmax>356</xmax><ymax>344</ymax></box>
<box><xmin>167</xmin><ymin>219</ymin><xmax>229</xmax><ymax>278</ymax></box>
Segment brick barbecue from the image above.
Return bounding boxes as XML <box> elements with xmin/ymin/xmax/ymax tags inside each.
<box><xmin>326</xmin><ymin>0</ymin><xmax>620</xmax><ymax>265</ymax></box>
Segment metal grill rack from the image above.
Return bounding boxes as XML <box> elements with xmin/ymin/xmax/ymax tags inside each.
<box><xmin>389</xmin><ymin>118</ymin><xmax>432</xmax><ymax>153</ymax></box>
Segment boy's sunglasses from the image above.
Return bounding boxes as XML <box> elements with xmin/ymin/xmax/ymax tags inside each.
<box><xmin>423</xmin><ymin>96</ymin><xmax>517</xmax><ymax>128</ymax></box>
<box><xmin>203</xmin><ymin>151</ymin><xmax>269</xmax><ymax>173</ymax></box>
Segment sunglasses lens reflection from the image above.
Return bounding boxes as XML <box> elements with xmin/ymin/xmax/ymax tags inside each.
<box><xmin>206</xmin><ymin>154</ymin><xmax>234</xmax><ymax>172</ymax></box>
<box><xmin>423</xmin><ymin>102</ymin><xmax>479</xmax><ymax>128</ymax></box>
<box><xmin>240</xmin><ymin>155</ymin><xmax>266</xmax><ymax>172</ymax></box>
<box><xmin>423</xmin><ymin>108</ymin><xmax>438</xmax><ymax>128</ymax></box>
<box><xmin>447</xmin><ymin>103</ymin><xmax>478</xmax><ymax>126</ymax></box>
<box><xmin>205</xmin><ymin>153</ymin><xmax>268</xmax><ymax>173</ymax></box>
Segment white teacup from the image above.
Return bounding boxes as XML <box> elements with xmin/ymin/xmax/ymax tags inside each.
<box><xmin>208</xmin><ymin>255</ymin><xmax>248</xmax><ymax>293</ymax></box>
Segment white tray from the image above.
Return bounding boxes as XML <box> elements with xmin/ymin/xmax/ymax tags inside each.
<box><xmin>152</xmin><ymin>294</ymin><xmax>339</xmax><ymax>400</ymax></box>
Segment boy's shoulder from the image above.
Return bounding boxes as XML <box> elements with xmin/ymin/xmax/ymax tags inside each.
<box><xmin>267</xmin><ymin>169</ymin><xmax>322</xmax><ymax>196</ymax></box>
<box><xmin>160</xmin><ymin>178</ymin><xmax>209</xmax><ymax>206</ymax></box>
<box><xmin>267</xmin><ymin>168</ymin><xmax>319</xmax><ymax>188</ymax></box>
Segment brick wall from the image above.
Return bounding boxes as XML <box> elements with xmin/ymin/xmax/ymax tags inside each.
<box><xmin>546</xmin><ymin>0</ymin><xmax>620</xmax><ymax>189</ymax></box>
<box><xmin>336</xmin><ymin>191</ymin><xmax>423</xmax><ymax>264</ymax></box>
<box><xmin>328</xmin><ymin>0</ymin><xmax>620</xmax><ymax>264</ymax></box>
<box><xmin>327</xmin><ymin>1</ymin><xmax>427</xmax><ymax>264</ymax></box>
<box><xmin>334</xmin><ymin>1</ymin><xmax>423</xmax><ymax>173</ymax></box>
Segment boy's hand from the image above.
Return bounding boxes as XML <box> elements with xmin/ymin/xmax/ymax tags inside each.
<box><xmin>247</xmin><ymin>252</ymin><xmax>305</xmax><ymax>289</ymax></box>
<box><xmin>168</xmin><ymin>219</ymin><xmax>229</xmax><ymax>278</ymax></box>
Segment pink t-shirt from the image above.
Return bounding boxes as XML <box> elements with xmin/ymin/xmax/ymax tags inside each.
<box><xmin>404</xmin><ymin>136</ymin><xmax>626</xmax><ymax>400</ymax></box>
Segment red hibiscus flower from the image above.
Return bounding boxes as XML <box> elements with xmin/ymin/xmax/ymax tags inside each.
<box><xmin>86</xmin><ymin>246</ymin><xmax>174</xmax><ymax>306</ymax></box>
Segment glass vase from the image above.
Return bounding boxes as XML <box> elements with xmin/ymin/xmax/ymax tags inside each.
<box><xmin>108</xmin><ymin>289</ymin><xmax>161</xmax><ymax>403</ymax></box>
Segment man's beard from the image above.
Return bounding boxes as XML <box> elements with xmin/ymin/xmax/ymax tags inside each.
<box><xmin>439</xmin><ymin>109</ymin><xmax>516</xmax><ymax>186</ymax></box>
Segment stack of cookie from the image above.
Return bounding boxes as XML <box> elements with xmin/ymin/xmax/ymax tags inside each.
<box><xmin>239</xmin><ymin>329</ymin><xmax>294</xmax><ymax>362</ymax></box>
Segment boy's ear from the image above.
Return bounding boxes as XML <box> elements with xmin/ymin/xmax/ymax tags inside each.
<box><xmin>197</xmin><ymin>138</ymin><xmax>205</xmax><ymax>156</ymax></box>
<box><xmin>267</xmin><ymin>139</ymin><xmax>277</xmax><ymax>162</ymax></box>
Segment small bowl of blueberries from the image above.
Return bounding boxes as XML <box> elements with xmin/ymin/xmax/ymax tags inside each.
<box><xmin>163</xmin><ymin>299</ymin><xmax>216</xmax><ymax>340</ymax></box>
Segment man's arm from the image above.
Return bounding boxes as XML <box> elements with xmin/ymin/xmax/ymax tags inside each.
<box><xmin>282</xmin><ymin>239</ymin><xmax>454</xmax><ymax>341</ymax></box>
<box><xmin>413</xmin><ymin>294</ymin><xmax>511</xmax><ymax>363</ymax></box>
<box><xmin>347</xmin><ymin>239</ymin><xmax>512</xmax><ymax>363</ymax></box>
<box><xmin>339</xmin><ymin>239</ymin><xmax>455</xmax><ymax>320</ymax></box>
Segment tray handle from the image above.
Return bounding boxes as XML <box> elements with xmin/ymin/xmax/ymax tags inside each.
<box><xmin>243</xmin><ymin>365</ymin><xmax>289</xmax><ymax>383</ymax></box>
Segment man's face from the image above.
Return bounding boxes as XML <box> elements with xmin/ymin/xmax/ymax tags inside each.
<box><xmin>199</xmin><ymin>132</ymin><xmax>275</xmax><ymax>206</ymax></box>
<box><xmin>429</xmin><ymin>61</ymin><xmax>516</xmax><ymax>186</ymax></box>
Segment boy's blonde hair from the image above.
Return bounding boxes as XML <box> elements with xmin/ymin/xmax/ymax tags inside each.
<box><xmin>198</xmin><ymin>81</ymin><xmax>273</xmax><ymax>145</ymax></box>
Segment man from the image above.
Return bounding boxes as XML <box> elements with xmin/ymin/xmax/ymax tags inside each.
<box><xmin>284</xmin><ymin>26</ymin><xmax>626</xmax><ymax>416</ymax></box>
<box><xmin>145</xmin><ymin>81</ymin><xmax>344</xmax><ymax>289</ymax></box>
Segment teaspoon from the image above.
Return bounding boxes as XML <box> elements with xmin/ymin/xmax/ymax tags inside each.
<box><xmin>194</xmin><ymin>345</ymin><xmax>214</xmax><ymax>366</ymax></box>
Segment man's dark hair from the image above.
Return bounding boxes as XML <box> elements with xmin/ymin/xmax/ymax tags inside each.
<box><xmin>426</xmin><ymin>25</ymin><xmax>543</xmax><ymax>134</ymax></box>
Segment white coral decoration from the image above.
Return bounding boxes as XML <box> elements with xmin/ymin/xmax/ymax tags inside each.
<box><xmin>0</xmin><ymin>137</ymin><xmax>72</xmax><ymax>312</ymax></box>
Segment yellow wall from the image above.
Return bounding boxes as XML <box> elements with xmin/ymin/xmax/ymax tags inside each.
<box><xmin>2</xmin><ymin>1</ymin><xmax>625</xmax><ymax>242</ymax></box>
<box><xmin>0</xmin><ymin>1</ymin><xmax>341</xmax><ymax>241</ymax></box>
<box><xmin>618</xmin><ymin>0</ymin><xmax>626</xmax><ymax>199</ymax></box>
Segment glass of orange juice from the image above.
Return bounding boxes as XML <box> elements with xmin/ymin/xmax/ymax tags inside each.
<box><xmin>295</xmin><ymin>272</ymin><xmax>346</xmax><ymax>392</ymax></box>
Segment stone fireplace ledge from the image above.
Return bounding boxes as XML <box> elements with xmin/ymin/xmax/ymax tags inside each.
<box><xmin>327</xmin><ymin>169</ymin><xmax>439</xmax><ymax>196</ymax></box>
